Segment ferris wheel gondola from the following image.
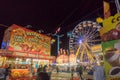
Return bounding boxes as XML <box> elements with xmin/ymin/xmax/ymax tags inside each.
<box><xmin>69</xmin><ymin>21</ymin><xmax>102</xmax><ymax>62</ymax></box>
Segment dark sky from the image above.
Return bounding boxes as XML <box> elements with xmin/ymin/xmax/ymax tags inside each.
<box><xmin>0</xmin><ymin>0</ymin><xmax>103</xmax><ymax>32</ymax></box>
<box><xmin>0</xmin><ymin>0</ymin><xmax>105</xmax><ymax>55</ymax></box>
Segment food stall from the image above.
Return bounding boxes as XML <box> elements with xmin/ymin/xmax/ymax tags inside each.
<box><xmin>56</xmin><ymin>49</ymin><xmax>76</xmax><ymax>71</ymax></box>
<box><xmin>50</xmin><ymin>49</ymin><xmax>78</xmax><ymax>80</ymax></box>
<box><xmin>0</xmin><ymin>24</ymin><xmax>55</xmax><ymax>80</ymax></box>
<box><xmin>91</xmin><ymin>44</ymin><xmax>103</xmax><ymax>63</ymax></box>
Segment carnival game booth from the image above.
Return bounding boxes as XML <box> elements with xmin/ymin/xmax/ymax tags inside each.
<box><xmin>50</xmin><ymin>49</ymin><xmax>80</xmax><ymax>80</ymax></box>
<box><xmin>91</xmin><ymin>44</ymin><xmax>103</xmax><ymax>63</ymax></box>
<box><xmin>56</xmin><ymin>49</ymin><xmax>77</xmax><ymax>72</ymax></box>
<box><xmin>0</xmin><ymin>24</ymin><xmax>55</xmax><ymax>80</ymax></box>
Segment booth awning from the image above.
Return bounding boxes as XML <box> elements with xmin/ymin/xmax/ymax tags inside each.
<box><xmin>0</xmin><ymin>49</ymin><xmax>55</xmax><ymax>60</ymax></box>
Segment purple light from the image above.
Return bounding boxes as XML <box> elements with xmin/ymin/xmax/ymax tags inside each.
<box><xmin>79</xmin><ymin>40</ymin><xmax>82</xmax><ymax>44</ymax></box>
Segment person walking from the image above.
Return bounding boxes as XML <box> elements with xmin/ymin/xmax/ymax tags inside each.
<box><xmin>43</xmin><ymin>65</ymin><xmax>47</xmax><ymax>72</ymax></box>
<box><xmin>0</xmin><ymin>68</ymin><xmax>5</xmax><ymax>80</ymax></box>
<box><xmin>93</xmin><ymin>62</ymin><xmax>105</xmax><ymax>80</ymax></box>
<box><xmin>76</xmin><ymin>65</ymin><xmax>83</xmax><ymax>80</ymax></box>
<box><xmin>4</xmin><ymin>64</ymin><xmax>11</xmax><ymax>80</ymax></box>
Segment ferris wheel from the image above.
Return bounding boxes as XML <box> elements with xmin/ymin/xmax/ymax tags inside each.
<box><xmin>69</xmin><ymin>21</ymin><xmax>102</xmax><ymax>62</ymax></box>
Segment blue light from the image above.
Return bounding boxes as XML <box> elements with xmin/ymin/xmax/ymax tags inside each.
<box><xmin>79</xmin><ymin>40</ymin><xmax>82</xmax><ymax>44</ymax></box>
<box><xmin>1</xmin><ymin>42</ymin><xmax>7</xmax><ymax>49</ymax></box>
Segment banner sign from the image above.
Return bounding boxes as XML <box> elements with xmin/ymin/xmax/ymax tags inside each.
<box><xmin>103</xmin><ymin>0</ymin><xmax>111</xmax><ymax>19</ymax></box>
<box><xmin>3</xmin><ymin>24</ymin><xmax>51</xmax><ymax>56</ymax></box>
<box><xmin>100</xmin><ymin>13</ymin><xmax>120</xmax><ymax>42</ymax></box>
<box><xmin>91</xmin><ymin>44</ymin><xmax>102</xmax><ymax>53</ymax></box>
<box><xmin>102</xmin><ymin>40</ymin><xmax>120</xmax><ymax>80</ymax></box>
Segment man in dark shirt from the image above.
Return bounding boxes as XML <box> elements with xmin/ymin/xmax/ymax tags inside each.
<box><xmin>76</xmin><ymin>65</ymin><xmax>83</xmax><ymax>80</ymax></box>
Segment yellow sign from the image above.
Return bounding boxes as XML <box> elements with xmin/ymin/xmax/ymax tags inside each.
<box><xmin>102</xmin><ymin>40</ymin><xmax>120</xmax><ymax>80</ymax></box>
<box><xmin>91</xmin><ymin>44</ymin><xmax>102</xmax><ymax>52</ymax></box>
<box><xmin>100</xmin><ymin>13</ymin><xmax>120</xmax><ymax>36</ymax></box>
<box><xmin>100</xmin><ymin>13</ymin><xmax>120</xmax><ymax>41</ymax></box>
<box><xmin>3</xmin><ymin>24</ymin><xmax>51</xmax><ymax>56</ymax></box>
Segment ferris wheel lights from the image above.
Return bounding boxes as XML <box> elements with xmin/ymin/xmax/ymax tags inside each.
<box><xmin>97</xmin><ymin>25</ymin><xmax>101</xmax><ymax>29</ymax></box>
<box><xmin>78</xmin><ymin>27</ymin><xmax>82</xmax><ymax>29</ymax></box>
<box><xmin>83</xmin><ymin>25</ymin><xmax>86</xmax><ymax>27</ymax></box>
<box><xmin>83</xmin><ymin>21</ymin><xmax>86</xmax><ymax>24</ymax></box>
<box><xmin>70</xmin><ymin>21</ymin><xmax>102</xmax><ymax>62</ymax></box>
<box><xmin>88</xmin><ymin>23</ymin><xmax>92</xmax><ymax>26</ymax></box>
<box><xmin>97</xmin><ymin>29</ymin><xmax>100</xmax><ymax>31</ymax></box>
<box><xmin>93</xmin><ymin>22</ymin><xmax>97</xmax><ymax>25</ymax></box>
<box><xmin>88</xmin><ymin>21</ymin><xmax>92</xmax><ymax>23</ymax></box>
<box><xmin>79</xmin><ymin>40</ymin><xmax>82</xmax><ymax>44</ymax></box>
<box><xmin>78</xmin><ymin>24</ymin><xmax>82</xmax><ymax>27</ymax></box>
<box><xmin>93</xmin><ymin>25</ymin><xmax>97</xmax><ymax>28</ymax></box>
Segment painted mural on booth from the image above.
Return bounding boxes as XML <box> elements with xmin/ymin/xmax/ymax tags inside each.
<box><xmin>100</xmin><ymin>13</ymin><xmax>120</xmax><ymax>80</ymax></box>
<box><xmin>100</xmin><ymin>13</ymin><xmax>120</xmax><ymax>42</ymax></box>
<box><xmin>7</xmin><ymin>24</ymin><xmax>51</xmax><ymax>56</ymax></box>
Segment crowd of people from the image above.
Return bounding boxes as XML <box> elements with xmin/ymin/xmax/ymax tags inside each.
<box><xmin>0</xmin><ymin>62</ymin><xmax>106</xmax><ymax>80</ymax></box>
<box><xmin>35</xmin><ymin>62</ymin><xmax>105</xmax><ymax>80</ymax></box>
<box><xmin>0</xmin><ymin>64</ymin><xmax>11</xmax><ymax>80</ymax></box>
<box><xmin>75</xmin><ymin>62</ymin><xmax>106</xmax><ymax>80</ymax></box>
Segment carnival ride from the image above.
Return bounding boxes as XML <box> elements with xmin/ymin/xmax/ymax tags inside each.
<box><xmin>69</xmin><ymin>21</ymin><xmax>102</xmax><ymax>62</ymax></box>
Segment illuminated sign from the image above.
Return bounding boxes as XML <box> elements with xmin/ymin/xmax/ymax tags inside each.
<box><xmin>91</xmin><ymin>44</ymin><xmax>102</xmax><ymax>52</ymax></box>
<box><xmin>100</xmin><ymin>13</ymin><xmax>120</xmax><ymax>42</ymax></box>
<box><xmin>3</xmin><ymin>24</ymin><xmax>51</xmax><ymax>56</ymax></box>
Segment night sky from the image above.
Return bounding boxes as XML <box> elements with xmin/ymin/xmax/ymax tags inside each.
<box><xmin>0</xmin><ymin>0</ymin><xmax>117</xmax><ymax>55</ymax></box>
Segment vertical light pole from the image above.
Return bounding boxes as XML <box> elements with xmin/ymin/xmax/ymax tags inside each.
<box><xmin>67</xmin><ymin>31</ymin><xmax>72</xmax><ymax>53</ymax></box>
<box><xmin>50</xmin><ymin>33</ymin><xmax>64</xmax><ymax>55</ymax></box>
<box><xmin>67</xmin><ymin>31</ymin><xmax>72</xmax><ymax>69</ymax></box>
<box><xmin>54</xmin><ymin>34</ymin><xmax>64</xmax><ymax>55</ymax></box>
<box><xmin>115</xmin><ymin>0</ymin><xmax>120</xmax><ymax>14</ymax></box>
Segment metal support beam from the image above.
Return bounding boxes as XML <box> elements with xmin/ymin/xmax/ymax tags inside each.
<box><xmin>115</xmin><ymin>0</ymin><xmax>120</xmax><ymax>14</ymax></box>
